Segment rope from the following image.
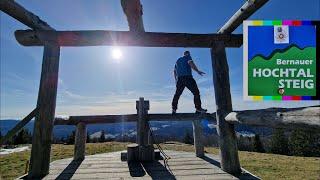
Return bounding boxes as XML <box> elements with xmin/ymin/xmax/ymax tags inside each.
<box><xmin>147</xmin><ymin>121</ymin><xmax>171</xmax><ymax>166</ymax></box>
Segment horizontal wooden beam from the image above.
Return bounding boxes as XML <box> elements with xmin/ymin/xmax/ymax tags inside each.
<box><xmin>225</xmin><ymin>106</ymin><xmax>320</xmax><ymax>131</ymax></box>
<box><xmin>148</xmin><ymin>113</ymin><xmax>215</xmax><ymax>121</ymax></box>
<box><xmin>15</xmin><ymin>30</ymin><xmax>243</xmax><ymax>48</ymax></box>
<box><xmin>54</xmin><ymin>113</ymin><xmax>215</xmax><ymax>125</ymax></box>
<box><xmin>218</xmin><ymin>0</ymin><xmax>269</xmax><ymax>34</ymax></box>
<box><xmin>0</xmin><ymin>108</ymin><xmax>38</xmax><ymax>144</ymax></box>
<box><xmin>54</xmin><ymin>114</ymin><xmax>138</xmax><ymax>125</ymax></box>
<box><xmin>0</xmin><ymin>0</ymin><xmax>54</xmax><ymax>30</ymax></box>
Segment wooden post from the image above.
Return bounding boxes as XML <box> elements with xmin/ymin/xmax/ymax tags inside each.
<box><xmin>192</xmin><ymin>120</ymin><xmax>204</xmax><ymax>157</ymax></box>
<box><xmin>136</xmin><ymin>97</ymin><xmax>150</xmax><ymax>146</ymax></box>
<box><xmin>28</xmin><ymin>42</ymin><xmax>60</xmax><ymax>178</ymax></box>
<box><xmin>211</xmin><ymin>42</ymin><xmax>241</xmax><ymax>174</ymax></box>
<box><xmin>147</xmin><ymin>122</ymin><xmax>152</xmax><ymax>145</ymax></box>
<box><xmin>136</xmin><ymin>97</ymin><xmax>154</xmax><ymax>161</ymax></box>
<box><xmin>74</xmin><ymin>122</ymin><xmax>87</xmax><ymax>161</ymax></box>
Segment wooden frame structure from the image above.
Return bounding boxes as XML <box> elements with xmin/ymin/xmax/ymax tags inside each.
<box><xmin>1</xmin><ymin>0</ymin><xmax>319</xmax><ymax>179</ymax></box>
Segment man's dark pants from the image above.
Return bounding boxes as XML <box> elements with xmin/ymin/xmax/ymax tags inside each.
<box><xmin>172</xmin><ymin>75</ymin><xmax>201</xmax><ymax>110</ymax></box>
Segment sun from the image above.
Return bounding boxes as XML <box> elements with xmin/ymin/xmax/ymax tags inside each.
<box><xmin>111</xmin><ymin>47</ymin><xmax>123</xmax><ymax>61</ymax></box>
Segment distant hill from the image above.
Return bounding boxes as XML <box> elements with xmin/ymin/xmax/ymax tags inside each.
<box><xmin>0</xmin><ymin>119</ymin><xmax>272</xmax><ymax>140</ymax></box>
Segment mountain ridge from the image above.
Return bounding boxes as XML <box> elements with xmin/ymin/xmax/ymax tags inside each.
<box><xmin>249</xmin><ymin>44</ymin><xmax>314</xmax><ymax>61</ymax></box>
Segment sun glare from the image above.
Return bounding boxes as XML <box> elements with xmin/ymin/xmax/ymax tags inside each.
<box><xmin>111</xmin><ymin>47</ymin><xmax>123</xmax><ymax>61</ymax></box>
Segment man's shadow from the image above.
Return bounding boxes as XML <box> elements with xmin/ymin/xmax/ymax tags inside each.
<box><xmin>128</xmin><ymin>160</ymin><xmax>176</xmax><ymax>180</ymax></box>
<box><xmin>55</xmin><ymin>159</ymin><xmax>83</xmax><ymax>180</ymax></box>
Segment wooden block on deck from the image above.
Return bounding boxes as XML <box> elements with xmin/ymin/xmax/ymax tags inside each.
<box><xmin>127</xmin><ymin>143</ymin><xmax>139</xmax><ymax>161</ymax></box>
<box><xmin>139</xmin><ymin>145</ymin><xmax>155</xmax><ymax>162</ymax></box>
<box><xmin>154</xmin><ymin>149</ymin><xmax>162</xmax><ymax>160</ymax></box>
<box><xmin>121</xmin><ymin>149</ymin><xmax>161</xmax><ymax>161</ymax></box>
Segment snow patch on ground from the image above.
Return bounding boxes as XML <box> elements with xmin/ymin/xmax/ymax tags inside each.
<box><xmin>0</xmin><ymin>146</ymin><xmax>29</xmax><ymax>155</ymax></box>
<box><xmin>207</xmin><ymin>123</ymin><xmax>216</xmax><ymax>129</ymax></box>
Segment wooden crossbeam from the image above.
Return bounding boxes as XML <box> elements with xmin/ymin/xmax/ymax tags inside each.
<box><xmin>0</xmin><ymin>108</ymin><xmax>38</xmax><ymax>145</ymax></box>
<box><xmin>218</xmin><ymin>0</ymin><xmax>269</xmax><ymax>34</ymax></box>
<box><xmin>54</xmin><ymin>114</ymin><xmax>138</xmax><ymax>125</ymax></box>
<box><xmin>15</xmin><ymin>30</ymin><xmax>243</xmax><ymax>47</ymax></box>
<box><xmin>121</xmin><ymin>0</ymin><xmax>145</xmax><ymax>32</ymax></box>
<box><xmin>225</xmin><ymin>106</ymin><xmax>320</xmax><ymax>131</ymax></box>
<box><xmin>54</xmin><ymin>106</ymin><xmax>320</xmax><ymax>131</ymax></box>
<box><xmin>0</xmin><ymin>0</ymin><xmax>54</xmax><ymax>30</ymax></box>
<box><xmin>149</xmin><ymin>113</ymin><xmax>215</xmax><ymax>121</ymax></box>
<box><xmin>54</xmin><ymin>113</ymin><xmax>215</xmax><ymax>125</ymax></box>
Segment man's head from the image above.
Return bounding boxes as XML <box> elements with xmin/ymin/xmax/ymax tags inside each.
<box><xmin>184</xmin><ymin>51</ymin><xmax>190</xmax><ymax>56</ymax></box>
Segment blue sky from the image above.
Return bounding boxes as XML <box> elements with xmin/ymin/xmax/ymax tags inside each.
<box><xmin>1</xmin><ymin>0</ymin><xmax>319</xmax><ymax>119</ymax></box>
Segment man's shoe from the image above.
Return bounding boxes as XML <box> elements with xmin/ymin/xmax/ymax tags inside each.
<box><xmin>195</xmin><ymin>108</ymin><xmax>207</xmax><ymax>114</ymax></box>
<box><xmin>172</xmin><ymin>109</ymin><xmax>177</xmax><ymax>115</ymax></box>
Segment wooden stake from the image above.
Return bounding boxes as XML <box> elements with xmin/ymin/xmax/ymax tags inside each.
<box><xmin>192</xmin><ymin>120</ymin><xmax>204</xmax><ymax>157</ymax></box>
<box><xmin>74</xmin><ymin>122</ymin><xmax>87</xmax><ymax>161</ymax></box>
<box><xmin>211</xmin><ymin>42</ymin><xmax>241</xmax><ymax>174</ymax></box>
<box><xmin>28</xmin><ymin>42</ymin><xmax>60</xmax><ymax>178</ymax></box>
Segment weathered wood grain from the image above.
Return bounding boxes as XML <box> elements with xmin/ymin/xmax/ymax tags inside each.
<box><xmin>211</xmin><ymin>42</ymin><xmax>241</xmax><ymax>174</ymax></box>
<box><xmin>225</xmin><ymin>106</ymin><xmax>320</xmax><ymax>131</ymax></box>
<box><xmin>15</xmin><ymin>30</ymin><xmax>243</xmax><ymax>48</ymax></box>
<box><xmin>192</xmin><ymin>120</ymin><xmax>204</xmax><ymax>157</ymax></box>
<box><xmin>74</xmin><ymin>122</ymin><xmax>86</xmax><ymax>161</ymax></box>
<box><xmin>0</xmin><ymin>0</ymin><xmax>54</xmax><ymax>30</ymax></box>
<box><xmin>54</xmin><ymin>113</ymin><xmax>216</xmax><ymax>125</ymax></box>
<box><xmin>121</xmin><ymin>0</ymin><xmax>145</xmax><ymax>32</ymax></box>
<box><xmin>28</xmin><ymin>43</ymin><xmax>60</xmax><ymax>178</ymax></box>
<box><xmin>149</xmin><ymin>113</ymin><xmax>216</xmax><ymax>121</ymax></box>
<box><xmin>42</xmin><ymin>151</ymin><xmax>245</xmax><ymax>180</ymax></box>
<box><xmin>137</xmin><ymin>97</ymin><xmax>146</xmax><ymax>146</ymax></box>
<box><xmin>0</xmin><ymin>107</ymin><xmax>38</xmax><ymax>145</ymax></box>
<box><xmin>218</xmin><ymin>0</ymin><xmax>269</xmax><ymax>34</ymax></box>
<box><xmin>54</xmin><ymin>114</ymin><xmax>138</xmax><ymax>125</ymax></box>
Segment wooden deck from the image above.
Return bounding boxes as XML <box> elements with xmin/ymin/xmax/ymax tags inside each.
<box><xmin>43</xmin><ymin>151</ymin><xmax>259</xmax><ymax>180</ymax></box>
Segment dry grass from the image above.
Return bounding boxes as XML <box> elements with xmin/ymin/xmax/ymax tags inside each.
<box><xmin>1</xmin><ymin>142</ymin><xmax>319</xmax><ymax>180</ymax></box>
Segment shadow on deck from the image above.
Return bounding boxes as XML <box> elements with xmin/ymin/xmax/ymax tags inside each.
<box><xmin>42</xmin><ymin>151</ymin><xmax>259</xmax><ymax>180</ymax></box>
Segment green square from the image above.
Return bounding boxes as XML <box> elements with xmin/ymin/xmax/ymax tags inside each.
<box><xmin>272</xmin><ymin>20</ymin><xmax>282</xmax><ymax>25</ymax></box>
<box><xmin>272</xmin><ymin>96</ymin><xmax>282</xmax><ymax>101</ymax></box>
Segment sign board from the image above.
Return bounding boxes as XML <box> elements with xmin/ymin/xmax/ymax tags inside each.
<box><xmin>243</xmin><ymin>20</ymin><xmax>319</xmax><ymax>101</ymax></box>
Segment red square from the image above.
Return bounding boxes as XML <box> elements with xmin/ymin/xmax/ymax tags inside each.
<box><xmin>292</xmin><ymin>20</ymin><xmax>302</xmax><ymax>26</ymax></box>
<box><xmin>292</xmin><ymin>96</ymin><xmax>301</xmax><ymax>100</ymax></box>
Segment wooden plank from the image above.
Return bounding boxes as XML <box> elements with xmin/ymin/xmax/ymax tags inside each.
<box><xmin>45</xmin><ymin>174</ymin><xmax>235</xmax><ymax>180</ymax></box>
<box><xmin>0</xmin><ymin>0</ymin><xmax>54</xmax><ymax>30</ymax></box>
<box><xmin>121</xmin><ymin>0</ymin><xmax>145</xmax><ymax>32</ymax></box>
<box><xmin>54</xmin><ymin>114</ymin><xmax>138</xmax><ymax>125</ymax></box>
<box><xmin>148</xmin><ymin>113</ymin><xmax>216</xmax><ymax>121</ymax></box>
<box><xmin>225</xmin><ymin>106</ymin><xmax>320</xmax><ymax>131</ymax></box>
<box><xmin>28</xmin><ymin>43</ymin><xmax>60</xmax><ymax>178</ymax></box>
<box><xmin>15</xmin><ymin>30</ymin><xmax>243</xmax><ymax>48</ymax></box>
<box><xmin>44</xmin><ymin>151</ymin><xmax>259</xmax><ymax>179</ymax></box>
<box><xmin>74</xmin><ymin>122</ymin><xmax>87</xmax><ymax>161</ymax></box>
<box><xmin>192</xmin><ymin>120</ymin><xmax>204</xmax><ymax>157</ymax></box>
<box><xmin>49</xmin><ymin>163</ymin><xmax>220</xmax><ymax>171</ymax></box>
<box><xmin>0</xmin><ymin>107</ymin><xmax>38</xmax><ymax>144</ymax></box>
<box><xmin>218</xmin><ymin>0</ymin><xmax>269</xmax><ymax>34</ymax></box>
<box><xmin>54</xmin><ymin>113</ymin><xmax>216</xmax><ymax>125</ymax></box>
<box><xmin>211</xmin><ymin>42</ymin><xmax>241</xmax><ymax>174</ymax></box>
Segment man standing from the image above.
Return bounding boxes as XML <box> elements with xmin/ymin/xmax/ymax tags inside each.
<box><xmin>172</xmin><ymin>51</ymin><xmax>207</xmax><ymax>114</ymax></box>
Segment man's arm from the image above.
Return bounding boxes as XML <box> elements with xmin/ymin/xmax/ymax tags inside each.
<box><xmin>173</xmin><ymin>67</ymin><xmax>177</xmax><ymax>81</ymax></box>
<box><xmin>188</xmin><ymin>60</ymin><xmax>205</xmax><ymax>76</ymax></box>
